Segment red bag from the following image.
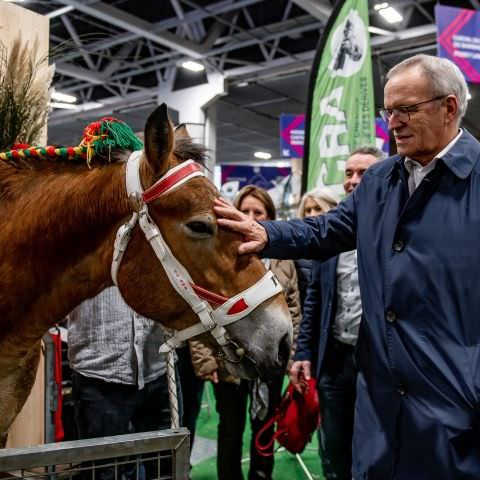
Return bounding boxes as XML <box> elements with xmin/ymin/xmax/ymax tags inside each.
<box><xmin>255</xmin><ymin>378</ymin><xmax>320</xmax><ymax>455</ymax></box>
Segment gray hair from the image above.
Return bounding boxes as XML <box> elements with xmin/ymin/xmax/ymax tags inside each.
<box><xmin>298</xmin><ymin>187</ymin><xmax>340</xmax><ymax>218</ymax></box>
<box><xmin>349</xmin><ymin>145</ymin><xmax>385</xmax><ymax>160</ymax></box>
<box><xmin>386</xmin><ymin>54</ymin><xmax>469</xmax><ymax>124</ymax></box>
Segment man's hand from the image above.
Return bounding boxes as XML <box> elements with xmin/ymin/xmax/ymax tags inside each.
<box><xmin>214</xmin><ymin>197</ymin><xmax>268</xmax><ymax>255</ymax></box>
<box><xmin>289</xmin><ymin>360</ymin><xmax>312</xmax><ymax>393</ymax></box>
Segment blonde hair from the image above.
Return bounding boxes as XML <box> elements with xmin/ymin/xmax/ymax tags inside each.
<box><xmin>298</xmin><ymin>187</ymin><xmax>340</xmax><ymax>218</ymax></box>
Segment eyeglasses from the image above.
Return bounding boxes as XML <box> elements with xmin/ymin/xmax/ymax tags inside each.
<box><xmin>379</xmin><ymin>95</ymin><xmax>447</xmax><ymax>123</ymax></box>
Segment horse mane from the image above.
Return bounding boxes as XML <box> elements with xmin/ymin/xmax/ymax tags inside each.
<box><xmin>0</xmin><ymin>131</ymin><xmax>208</xmax><ymax>168</ymax></box>
<box><xmin>0</xmin><ymin>133</ymin><xmax>208</xmax><ymax>201</ymax></box>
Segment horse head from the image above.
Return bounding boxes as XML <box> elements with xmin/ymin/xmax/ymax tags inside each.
<box><xmin>116</xmin><ymin>104</ymin><xmax>292</xmax><ymax>380</ymax></box>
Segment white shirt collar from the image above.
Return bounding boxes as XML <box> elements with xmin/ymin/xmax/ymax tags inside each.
<box><xmin>404</xmin><ymin>128</ymin><xmax>463</xmax><ymax>170</ymax></box>
<box><xmin>404</xmin><ymin>129</ymin><xmax>463</xmax><ymax>194</ymax></box>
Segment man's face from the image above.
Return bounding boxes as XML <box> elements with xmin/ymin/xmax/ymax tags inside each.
<box><xmin>344</xmin><ymin>153</ymin><xmax>378</xmax><ymax>195</ymax></box>
<box><xmin>383</xmin><ymin>66</ymin><xmax>453</xmax><ymax>164</ymax></box>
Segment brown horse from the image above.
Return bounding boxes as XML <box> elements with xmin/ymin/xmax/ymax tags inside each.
<box><xmin>0</xmin><ymin>104</ymin><xmax>292</xmax><ymax>447</ymax></box>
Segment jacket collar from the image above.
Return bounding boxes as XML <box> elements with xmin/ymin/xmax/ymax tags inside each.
<box><xmin>391</xmin><ymin>129</ymin><xmax>480</xmax><ymax>180</ymax></box>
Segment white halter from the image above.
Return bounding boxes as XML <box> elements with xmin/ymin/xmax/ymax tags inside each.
<box><xmin>111</xmin><ymin>151</ymin><xmax>283</xmax><ymax>354</ymax></box>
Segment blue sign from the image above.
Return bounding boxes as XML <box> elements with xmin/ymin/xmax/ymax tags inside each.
<box><xmin>280</xmin><ymin>114</ymin><xmax>305</xmax><ymax>158</ymax></box>
<box><xmin>436</xmin><ymin>4</ymin><xmax>480</xmax><ymax>83</ymax></box>
<box><xmin>220</xmin><ymin>165</ymin><xmax>292</xmax><ymax>204</ymax></box>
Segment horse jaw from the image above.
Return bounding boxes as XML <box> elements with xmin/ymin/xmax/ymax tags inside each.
<box><xmin>221</xmin><ymin>295</ymin><xmax>293</xmax><ymax>381</ymax></box>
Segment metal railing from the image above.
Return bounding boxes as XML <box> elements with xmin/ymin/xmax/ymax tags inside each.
<box><xmin>0</xmin><ymin>429</ymin><xmax>190</xmax><ymax>480</ymax></box>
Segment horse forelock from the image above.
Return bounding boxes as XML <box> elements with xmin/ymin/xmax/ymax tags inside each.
<box><xmin>173</xmin><ymin>137</ymin><xmax>208</xmax><ymax>166</ymax></box>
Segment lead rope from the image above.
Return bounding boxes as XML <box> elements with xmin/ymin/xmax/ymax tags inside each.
<box><xmin>166</xmin><ymin>349</ymin><xmax>180</xmax><ymax>429</ymax></box>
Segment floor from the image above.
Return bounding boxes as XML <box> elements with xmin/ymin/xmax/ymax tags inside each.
<box><xmin>189</xmin><ymin>383</ymin><xmax>325</xmax><ymax>480</ymax></box>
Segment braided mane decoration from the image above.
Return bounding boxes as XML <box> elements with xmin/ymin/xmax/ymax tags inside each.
<box><xmin>0</xmin><ymin>117</ymin><xmax>144</xmax><ymax>165</ymax></box>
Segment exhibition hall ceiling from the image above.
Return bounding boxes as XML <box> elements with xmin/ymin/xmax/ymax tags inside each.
<box><xmin>17</xmin><ymin>0</ymin><xmax>480</xmax><ymax>163</ymax></box>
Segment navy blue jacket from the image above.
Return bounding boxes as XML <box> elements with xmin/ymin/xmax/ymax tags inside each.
<box><xmin>293</xmin><ymin>258</ymin><xmax>314</xmax><ymax>310</ymax></box>
<box><xmin>294</xmin><ymin>257</ymin><xmax>338</xmax><ymax>382</ymax></box>
<box><xmin>262</xmin><ymin>130</ymin><xmax>480</xmax><ymax>480</ymax></box>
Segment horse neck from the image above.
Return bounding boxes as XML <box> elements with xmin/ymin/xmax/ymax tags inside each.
<box><xmin>0</xmin><ymin>160</ymin><xmax>131</xmax><ymax>343</ymax></box>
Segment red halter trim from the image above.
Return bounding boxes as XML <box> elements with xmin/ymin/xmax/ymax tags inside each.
<box><xmin>142</xmin><ymin>162</ymin><xmax>203</xmax><ymax>203</ymax></box>
<box><xmin>190</xmin><ymin>284</ymin><xmax>228</xmax><ymax>305</ymax></box>
<box><xmin>191</xmin><ymin>283</ymin><xmax>249</xmax><ymax>315</ymax></box>
<box><xmin>141</xmin><ymin>159</ymin><xmax>250</xmax><ymax>317</ymax></box>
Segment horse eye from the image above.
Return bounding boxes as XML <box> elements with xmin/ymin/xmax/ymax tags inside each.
<box><xmin>186</xmin><ymin>221</ymin><xmax>214</xmax><ymax>237</ymax></box>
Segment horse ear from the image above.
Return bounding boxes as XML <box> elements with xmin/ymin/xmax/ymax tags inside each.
<box><xmin>174</xmin><ymin>123</ymin><xmax>190</xmax><ymax>139</ymax></box>
<box><xmin>144</xmin><ymin>103</ymin><xmax>174</xmax><ymax>175</ymax></box>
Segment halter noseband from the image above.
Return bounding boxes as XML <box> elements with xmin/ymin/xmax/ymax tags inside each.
<box><xmin>111</xmin><ymin>151</ymin><xmax>283</xmax><ymax>355</ymax></box>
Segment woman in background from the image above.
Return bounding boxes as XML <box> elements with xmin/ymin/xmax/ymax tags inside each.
<box><xmin>190</xmin><ymin>185</ymin><xmax>301</xmax><ymax>480</ymax></box>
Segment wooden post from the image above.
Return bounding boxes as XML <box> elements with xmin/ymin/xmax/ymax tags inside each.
<box><xmin>0</xmin><ymin>2</ymin><xmax>49</xmax><ymax>144</ymax></box>
<box><xmin>5</xmin><ymin>353</ymin><xmax>46</xmax><ymax>448</ymax></box>
<box><xmin>0</xmin><ymin>2</ymin><xmax>50</xmax><ymax>447</ymax></box>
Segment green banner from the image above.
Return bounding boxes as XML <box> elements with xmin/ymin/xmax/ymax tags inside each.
<box><xmin>304</xmin><ymin>0</ymin><xmax>375</xmax><ymax>192</ymax></box>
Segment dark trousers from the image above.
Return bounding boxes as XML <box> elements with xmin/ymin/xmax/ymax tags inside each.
<box><xmin>72</xmin><ymin>370</ymin><xmax>182</xmax><ymax>480</ymax></box>
<box><xmin>213</xmin><ymin>378</ymin><xmax>283</xmax><ymax>480</ymax></box>
<box><xmin>318</xmin><ymin>339</ymin><xmax>357</xmax><ymax>480</ymax></box>
<box><xmin>177</xmin><ymin>345</ymin><xmax>205</xmax><ymax>450</ymax></box>
<box><xmin>249</xmin><ymin>378</ymin><xmax>283</xmax><ymax>480</ymax></box>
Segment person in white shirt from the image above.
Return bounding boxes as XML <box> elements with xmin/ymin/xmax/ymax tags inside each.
<box><xmin>68</xmin><ymin>286</ymin><xmax>182</xmax><ymax>480</ymax></box>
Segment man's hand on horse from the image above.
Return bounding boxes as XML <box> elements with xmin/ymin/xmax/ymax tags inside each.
<box><xmin>214</xmin><ymin>197</ymin><xmax>268</xmax><ymax>255</ymax></box>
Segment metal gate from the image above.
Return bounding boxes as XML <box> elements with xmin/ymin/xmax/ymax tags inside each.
<box><xmin>0</xmin><ymin>429</ymin><xmax>190</xmax><ymax>480</ymax></box>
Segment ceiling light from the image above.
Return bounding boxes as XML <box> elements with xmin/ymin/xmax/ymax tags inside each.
<box><xmin>78</xmin><ymin>101</ymin><xmax>104</xmax><ymax>111</ymax></box>
<box><xmin>237</xmin><ymin>81</ymin><xmax>249</xmax><ymax>87</ymax></box>
<box><xmin>51</xmin><ymin>90</ymin><xmax>77</xmax><ymax>103</ymax></box>
<box><xmin>181</xmin><ymin>60</ymin><xmax>205</xmax><ymax>72</ymax></box>
<box><xmin>254</xmin><ymin>151</ymin><xmax>272</xmax><ymax>160</ymax></box>
<box><xmin>50</xmin><ymin>102</ymin><xmax>77</xmax><ymax>110</ymax></box>
<box><xmin>374</xmin><ymin>3</ymin><xmax>403</xmax><ymax>24</ymax></box>
<box><xmin>368</xmin><ymin>26</ymin><xmax>392</xmax><ymax>36</ymax></box>
<box><xmin>46</xmin><ymin>6</ymin><xmax>74</xmax><ymax>18</ymax></box>
<box><xmin>50</xmin><ymin>101</ymin><xmax>104</xmax><ymax>111</ymax></box>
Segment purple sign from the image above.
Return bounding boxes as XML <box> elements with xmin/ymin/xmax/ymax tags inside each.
<box><xmin>221</xmin><ymin>165</ymin><xmax>291</xmax><ymax>190</ymax></box>
<box><xmin>436</xmin><ymin>4</ymin><xmax>480</xmax><ymax>83</ymax></box>
<box><xmin>375</xmin><ymin>117</ymin><xmax>390</xmax><ymax>155</ymax></box>
<box><xmin>220</xmin><ymin>165</ymin><xmax>292</xmax><ymax>204</ymax></box>
<box><xmin>280</xmin><ymin>114</ymin><xmax>389</xmax><ymax>157</ymax></box>
<box><xmin>280</xmin><ymin>114</ymin><xmax>305</xmax><ymax>158</ymax></box>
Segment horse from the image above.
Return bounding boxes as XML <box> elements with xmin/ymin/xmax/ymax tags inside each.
<box><xmin>0</xmin><ymin>104</ymin><xmax>292</xmax><ymax>447</ymax></box>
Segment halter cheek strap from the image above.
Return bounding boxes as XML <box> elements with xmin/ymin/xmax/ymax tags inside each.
<box><xmin>111</xmin><ymin>151</ymin><xmax>283</xmax><ymax>354</ymax></box>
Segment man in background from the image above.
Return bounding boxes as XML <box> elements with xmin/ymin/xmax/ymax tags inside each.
<box><xmin>68</xmin><ymin>286</ymin><xmax>182</xmax><ymax>480</ymax></box>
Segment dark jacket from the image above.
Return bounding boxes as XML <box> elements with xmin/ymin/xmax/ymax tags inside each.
<box><xmin>294</xmin><ymin>259</ymin><xmax>313</xmax><ymax>311</ymax></box>
<box><xmin>261</xmin><ymin>129</ymin><xmax>480</xmax><ymax>480</ymax></box>
<box><xmin>293</xmin><ymin>256</ymin><xmax>338</xmax><ymax>382</ymax></box>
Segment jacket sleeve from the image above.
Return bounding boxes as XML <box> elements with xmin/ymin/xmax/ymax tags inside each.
<box><xmin>261</xmin><ymin>189</ymin><xmax>358</xmax><ymax>261</ymax></box>
<box><xmin>294</xmin><ymin>259</ymin><xmax>312</xmax><ymax>312</ymax></box>
<box><xmin>294</xmin><ymin>260</ymin><xmax>321</xmax><ymax>366</ymax></box>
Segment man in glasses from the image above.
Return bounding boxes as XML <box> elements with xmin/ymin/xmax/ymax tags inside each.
<box><xmin>290</xmin><ymin>146</ymin><xmax>383</xmax><ymax>480</ymax></box>
<box><xmin>214</xmin><ymin>54</ymin><xmax>478</xmax><ymax>480</ymax></box>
